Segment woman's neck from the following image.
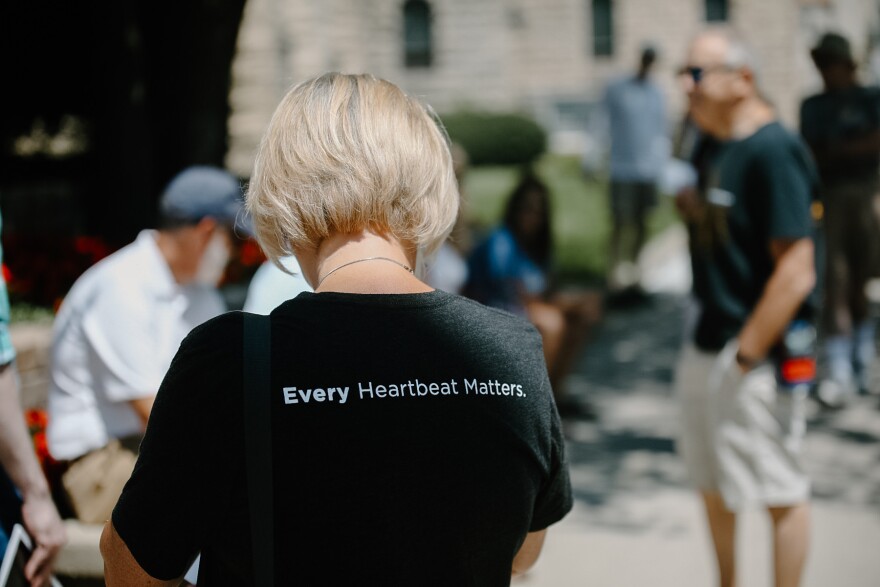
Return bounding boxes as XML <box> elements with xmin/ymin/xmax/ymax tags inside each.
<box><xmin>304</xmin><ymin>230</ymin><xmax>432</xmax><ymax>294</ymax></box>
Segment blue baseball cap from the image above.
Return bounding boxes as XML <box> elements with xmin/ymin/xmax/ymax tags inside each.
<box><xmin>160</xmin><ymin>166</ymin><xmax>249</xmax><ymax>232</ymax></box>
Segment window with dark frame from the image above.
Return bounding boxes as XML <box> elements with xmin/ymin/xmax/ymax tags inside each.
<box><xmin>705</xmin><ymin>0</ymin><xmax>729</xmax><ymax>22</ymax></box>
<box><xmin>592</xmin><ymin>0</ymin><xmax>613</xmax><ymax>57</ymax></box>
<box><xmin>404</xmin><ymin>0</ymin><xmax>433</xmax><ymax>68</ymax></box>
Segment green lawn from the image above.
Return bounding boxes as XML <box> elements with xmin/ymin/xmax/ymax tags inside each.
<box><xmin>461</xmin><ymin>154</ymin><xmax>679</xmax><ymax>285</ymax></box>
<box><xmin>9</xmin><ymin>302</ymin><xmax>55</xmax><ymax>324</ymax></box>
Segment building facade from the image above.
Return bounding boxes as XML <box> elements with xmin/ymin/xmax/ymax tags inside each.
<box><xmin>225</xmin><ymin>0</ymin><xmax>880</xmax><ymax>175</ymax></box>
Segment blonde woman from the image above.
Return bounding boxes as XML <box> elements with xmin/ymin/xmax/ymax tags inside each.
<box><xmin>100</xmin><ymin>73</ymin><xmax>572</xmax><ymax>585</ymax></box>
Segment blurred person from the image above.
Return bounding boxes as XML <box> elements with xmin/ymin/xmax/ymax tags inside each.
<box><xmin>426</xmin><ymin>142</ymin><xmax>470</xmax><ymax>294</ymax></box>
<box><xmin>47</xmin><ymin>166</ymin><xmax>244</xmax><ymax>524</ymax></box>
<box><xmin>464</xmin><ymin>172</ymin><xmax>601</xmax><ymax>418</ymax></box>
<box><xmin>602</xmin><ymin>43</ymin><xmax>669</xmax><ymax>293</ymax></box>
<box><xmin>800</xmin><ymin>32</ymin><xmax>880</xmax><ymax>405</ymax></box>
<box><xmin>0</xmin><ymin>212</ymin><xmax>66</xmax><ymax>586</ymax></box>
<box><xmin>100</xmin><ymin>73</ymin><xmax>572</xmax><ymax>585</ymax></box>
<box><xmin>675</xmin><ymin>29</ymin><xmax>818</xmax><ymax>587</ymax></box>
<box><xmin>426</xmin><ymin>240</ymin><xmax>468</xmax><ymax>293</ymax></box>
<box><xmin>242</xmin><ymin>256</ymin><xmax>311</xmax><ymax>314</ymax></box>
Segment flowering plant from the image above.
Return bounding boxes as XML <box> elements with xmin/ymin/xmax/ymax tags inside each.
<box><xmin>5</xmin><ymin>233</ymin><xmax>268</xmax><ymax>308</ymax></box>
<box><xmin>3</xmin><ymin>234</ymin><xmax>115</xmax><ymax>309</ymax></box>
<box><xmin>221</xmin><ymin>237</ymin><xmax>266</xmax><ymax>286</ymax></box>
<box><xmin>24</xmin><ymin>408</ymin><xmax>56</xmax><ymax>471</ymax></box>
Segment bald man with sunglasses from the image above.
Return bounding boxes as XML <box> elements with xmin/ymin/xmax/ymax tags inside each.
<box><xmin>674</xmin><ymin>29</ymin><xmax>820</xmax><ymax>587</ymax></box>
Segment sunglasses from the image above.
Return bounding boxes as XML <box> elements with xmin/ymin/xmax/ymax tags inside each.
<box><xmin>677</xmin><ymin>64</ymin><xmax>736</xmax><ymax>84</ymax></box>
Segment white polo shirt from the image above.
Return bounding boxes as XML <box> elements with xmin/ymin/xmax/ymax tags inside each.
<box><xmin>242</xmin><ymin>256</ymin><xmax>311</xmax><ymax>315</ymax></box>
<box><xmin>47</xmin><ymin>230</ymin><xmax>225</xmax><ymax>461</ymax></box>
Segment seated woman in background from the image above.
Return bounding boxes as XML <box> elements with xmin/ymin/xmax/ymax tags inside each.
<box><xmin>465</xmin><ymin>172</ymin><xmax>601</xmax><ymax>417</ymax></box>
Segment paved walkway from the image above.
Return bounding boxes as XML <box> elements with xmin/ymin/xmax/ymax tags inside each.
<box><xmin>515</xmin><ymin>287</ymin><xmax>880</xmax><ymax>586</ymax></box>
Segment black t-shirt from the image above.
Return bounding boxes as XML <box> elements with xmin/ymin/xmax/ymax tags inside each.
<box><xmin>689</xmin><ymin>122</ymin><xmax>818</xmax><ymax>351</ymax></box>
<box><xmin>112</xmin><ymin>290</ymin><xmax>573</xmax><ymax>586</ymax></box>
<box><xmin>800</xmin><ymin>85</ymin><xmax>880</xmax><ymax>182</ymax></box>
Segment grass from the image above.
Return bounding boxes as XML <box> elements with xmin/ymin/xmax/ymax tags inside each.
<box><xmin>9</xmin><ymin>302</ymin><xmax>55</xmax><ymax>324</ymax></box>
<box><xmin>461</xmin><ymin>154</ymin><xmax>679</xmax><ymax>285</ymax></box>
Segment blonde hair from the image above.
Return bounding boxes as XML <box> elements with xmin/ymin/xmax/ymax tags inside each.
<box><xmin>247</xmin><ymin>72</ymin><xmax>460</xmax><ymax>264</ymax></box>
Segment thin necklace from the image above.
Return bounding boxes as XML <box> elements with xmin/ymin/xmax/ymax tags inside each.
<box><xmin>316</xmin><ymin>256</ymin><xmax>413</xmax><ymax>288</ymax></box>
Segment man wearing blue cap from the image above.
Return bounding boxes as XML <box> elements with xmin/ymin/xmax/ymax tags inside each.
<box><xmin>46</xmin><ymin>166</ymin><xmax>243</xmax><ymax>524</ymax></box>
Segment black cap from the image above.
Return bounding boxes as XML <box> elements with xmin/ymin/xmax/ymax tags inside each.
<box><xmin>811</xmin><ymin>33</ymin><xmax>855</xmax><ymax>67</ymax></box>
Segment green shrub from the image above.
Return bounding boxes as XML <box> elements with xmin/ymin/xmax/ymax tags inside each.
<box><xmin>441</xmin><ymin>111</ymin><xmax>547</xmax><ymax>166</ymax></box>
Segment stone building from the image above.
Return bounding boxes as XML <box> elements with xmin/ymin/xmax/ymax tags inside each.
<box><xmin>225</xmin><ymin>0</ymin><xmax>880</xmax><ymax>175</ymax></box>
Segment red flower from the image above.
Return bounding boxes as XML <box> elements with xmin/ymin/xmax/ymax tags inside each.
<box><xmin>33</xmin><ymin>431</ymin><xmax>50</xmax><ymax>462</ymax></box>
<box><xmin>73</xmin><ymin>236</ymin><xmax>112</xmax><ymax>264</ymax></box>
<box><xmin>239</xmin><ymin>240</ymin><xmax>266</xmax><ymax>267</ymax></box>
<box><xmin>23</xmin><ymin>409</ymin><xmax>56</xmax><ymax>467</ymax></box>
<box><xmin>25</xmin><ymin>408</ymin><xmax>48</xmax><ymax>430</ymax></box>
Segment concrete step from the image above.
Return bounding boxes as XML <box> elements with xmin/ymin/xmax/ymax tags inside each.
<box><xmin>55</xmin><ymin>519</ymin><xmax>104</xmax><ymax>581</ymax></box>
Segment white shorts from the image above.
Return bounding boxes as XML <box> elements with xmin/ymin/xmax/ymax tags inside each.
<box><xmin>675</xmin><ymin>340</ymin><xmax>810</xmax><ymax>511</ymax></box>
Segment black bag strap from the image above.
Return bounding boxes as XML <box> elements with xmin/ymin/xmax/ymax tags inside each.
<box><xmin>242</xmin><ymin>312</ymin><xmax>274</xmax><ymax>586</ymax></box>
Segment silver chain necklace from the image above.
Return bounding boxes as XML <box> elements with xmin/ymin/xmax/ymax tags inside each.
<box><xmin>316</xmin><ymin>256</ymin><xmax>414</xmax><ymax>288</ymax></box>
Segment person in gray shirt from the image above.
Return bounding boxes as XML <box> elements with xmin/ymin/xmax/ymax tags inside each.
<box><xmin>602</xmin><ymin>44</ymin><xmax>669</xmax><ymax>292</ymax></box>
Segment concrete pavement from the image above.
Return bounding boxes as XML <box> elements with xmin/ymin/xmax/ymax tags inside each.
<box><xmin>515</xmin><ymin>283</ymin><xmax>880</xmax><ymax>587</ymax></box>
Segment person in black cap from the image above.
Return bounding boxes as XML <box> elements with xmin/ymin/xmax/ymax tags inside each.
<box><xmin>46</xmin><ymin>166</ymin><xmax>244</xmax><ymax>524</ymax></box>
<box><xmin>801</xmin><ymin>32</ymin><xmax>880</xmax><ymax>406</ymax></box>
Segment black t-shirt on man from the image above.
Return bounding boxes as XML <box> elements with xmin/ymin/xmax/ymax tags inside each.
<box><xmin>689</xmin><ymin>122</ymin><xmax>819</xmax><ymax>351</ymax></box>
<box><xmin>112</xmin><ymin>289</ymin><xmax>573</xmax><ymax>586</ymax></box>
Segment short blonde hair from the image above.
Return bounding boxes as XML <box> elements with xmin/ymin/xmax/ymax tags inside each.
<box><xmin>247</xmin><ymin>72</ymin><xmax>460</xmax><ymax>264</ymax></box>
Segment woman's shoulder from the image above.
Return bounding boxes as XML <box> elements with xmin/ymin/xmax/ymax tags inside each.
<box><xmin>171</xmin><ymin>311</ymin><xmax>246</xmax><ymax>373</ymax></box>
<box><xmin>154</xmin><ymin>313</ymin><xmax>245</xmax><ymax>417</ymax></box>
<box><xmin>442</xmin><ymin>293</ymin><xmax>542</xmax><ymax>342</ymax></box>
<box><xmin>186</xmin><ymin>310</ymin><xmax>244</xmax><ymax>344</ymax></box>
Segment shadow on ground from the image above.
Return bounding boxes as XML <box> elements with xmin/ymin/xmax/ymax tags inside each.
<box><xmin>562</xmin><ymin>292</ymin><xmax>880</xmax><ymax>530</ymax></box>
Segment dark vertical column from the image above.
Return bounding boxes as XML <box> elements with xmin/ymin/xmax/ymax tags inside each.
<box><xmin>139</xmin><ymin>0</ymin><xmax>247</xmax><ymax>204</ymax></box>
<box><xmin>0</xmin><ymin>0</ymin><xmax>248</xmax><ymax>305</ymax></box>
<box><xmin>90</xmin><ymin>0</ymin><xmax>154</xmax><ymax>242</ymax></box>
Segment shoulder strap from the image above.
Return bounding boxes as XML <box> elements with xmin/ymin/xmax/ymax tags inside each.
<box><xmin>242</xmin><ymin>312</ymin><xmax>274</xmax><ymax>586</ymax></box>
